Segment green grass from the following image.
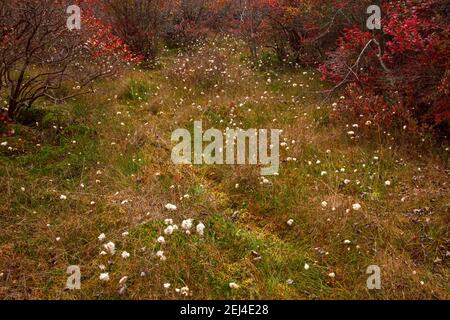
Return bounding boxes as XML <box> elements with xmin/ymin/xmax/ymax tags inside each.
<box><xmin>120</xmin><ymin>78</ymin><xmax>157</xmax><ymax>102</ymax></box>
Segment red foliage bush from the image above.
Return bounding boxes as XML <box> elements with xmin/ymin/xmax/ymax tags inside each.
<box><xmin>321</xmin><ymin>0</ymin><xmax>450</xmax><ymax>136</ymax></box>
<box><xmin>331</xmin><ymin>83</ymin><xmax>418</xmax><ymax>133</ymax></box>
<box><xmin>165</xmin><ymin>20</ymin><xmax>210</xmax><ymax>48</ymax></box>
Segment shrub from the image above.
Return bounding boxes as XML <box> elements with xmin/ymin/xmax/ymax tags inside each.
<box><xmin>320</xmin><ymin>0</ymin><xmax>450</xmax><ymax>137</ymax></box>
<box><xmin>332</xmin><ymin>84</ymin><xmax>417</xmax><ymax>133</ymax></box>
<box><xmin>100</xmin><ymin>0</ymin><xmax>176</xmax><ymax>67</ymax></box>
<box><xmin>0</xmin><ymin>0</ymin><xmax>138</xmax><ymax>121</ymax></box>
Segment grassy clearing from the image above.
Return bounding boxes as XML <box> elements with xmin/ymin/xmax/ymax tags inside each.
<box><xmin>0</xmin><ymin>38</ymin><xmax>448</xmax><ymax>300</ymax></box>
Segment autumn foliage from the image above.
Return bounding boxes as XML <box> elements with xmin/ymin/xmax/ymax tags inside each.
<box><xmin>216</xmin><ymin>0</ymin><xmax>449</xmax><ymax>136</ymax></box>
<box><xmin>1</xmin><ymin>0</ymin><xmax>449</xmax><ymax>137</ymax></box>
<box><xmin>320</xmin><ymin>0</ymin><xmax>450</xmax><ymax>135</ymax></box>
<box><xmin>0</xmin><ymin>0</ymin><xmax>137</xmax><ymax>121</ymax></box>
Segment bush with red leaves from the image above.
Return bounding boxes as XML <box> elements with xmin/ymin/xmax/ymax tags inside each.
<box><xmin>320</xmin><ymin>0</ymin><xmax>450</xmax><ymax>137</ymax></box>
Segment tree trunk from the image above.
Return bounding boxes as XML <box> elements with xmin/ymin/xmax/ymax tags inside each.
<box><xmin>7</xmin><ymin>98</ymin><xmax>18</xmax><ymax>119</ymax></box>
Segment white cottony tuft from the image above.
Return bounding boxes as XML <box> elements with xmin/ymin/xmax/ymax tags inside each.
<box><xmin>164</xmin><ymin>225</ymin><xmax>174</xmax><ymax>235</ymax></box>
<box><xmin>287</xmin><ymin>219</ymin><xmax>294</xmax><ymax>226</ymax></box>
<box><xmin>99</xmin><ymin>273</ymin><xmax>110</xmax><ymax>281</ymax></box>
<box><xmin>181</xmin><ymin>219</ymin><xmax>193</xmax><ymax>231</ymax></box>
<box><xmin>121</xmin><ymin>251</ymin><xmax>130</xmax><ymax>259</ymax></box>
<box><xmin>98</xmin><ymin>233</ymin><xmax>106</xmax><ymax>241</ymax></box>
<box><xmin>304</xmin><ymin>263</ymin><xmax>310</xmax><ymax>270</ymax></box>
<box><xmin>229</xmin><ymin>282</ymin><xmax>240</xmax><ymax>289</ymax></box>
<box><xmin>180</xmin><ymin>286</ymin><xmax>190</xmax><ymax>296</ymax></box>
<box><xmin>157</xmin><ymin>236</ymin><xmax>166</xmax><ymax>244</ymax></box>
<box><xmin>196</xmin><ymin>222</ymin><xmax>205</xmax><ymax>236</ymax></box>
<box><xmin>156</xmin><ymin>250</ymin><xmax>166</xmax><ymax>261</ymax></box>
<box><xmin>165</xmin><ymin>203</ymin><xmax>177</xmax><ymax>211</ymax></box>
<box><xmin>352</xmin><ymin>203</ymin><xmax>362</xmax><ymax>211</ymax></box>
<box><xmin>104</xmin><ymin>241</ymin><xmax>116</xmax><ymax>255</ymax></box>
